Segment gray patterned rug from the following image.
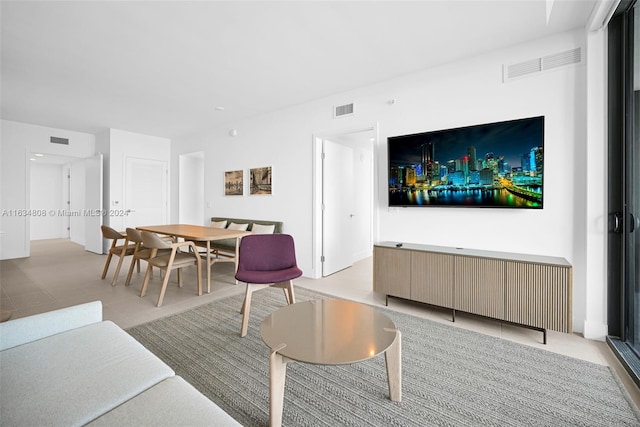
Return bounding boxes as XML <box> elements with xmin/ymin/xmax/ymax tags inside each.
<box><xmin>127</xmin><ymin>287</ymin><xmax>640</xmax><ymax>426</ymax></box>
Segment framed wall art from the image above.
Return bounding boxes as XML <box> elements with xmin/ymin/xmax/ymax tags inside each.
<box><xmin>224</xmin><ymin>170</ymin><xmax>243</xmax><ymax>196</ymax></box>
<box><xmin>250</xmin><ymin>166</ymin><xmax>272</xmax><ymax>195</ymax></box>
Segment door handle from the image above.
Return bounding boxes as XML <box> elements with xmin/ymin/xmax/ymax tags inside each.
<box><xmin>614</xmin><ymin>212</ymin><xmax>623</xmax><ymax>233</ymax></box>
<box><xmin>631</xmin><ymin>213</ymin><xmax>636</xmax><ymax>233</ymax></box>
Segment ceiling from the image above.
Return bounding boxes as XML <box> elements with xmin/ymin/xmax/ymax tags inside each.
<box><xmin>1</xmin><ymin>1</ymin><xmax>599</xmax><ymax>140</ymax></box>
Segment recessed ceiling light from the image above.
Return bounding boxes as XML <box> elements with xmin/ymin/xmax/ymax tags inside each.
<box><xmin>34</xmin><ymin>153</ymin><xmax>44</xmax><ymax>157</ymax></box>
<box><xmin>29</xmin><ymin>158</ymin><xmax>36</xmax><ymax>161</ymax></box>
<box><xmin>215</xmin><ymin>106</ymin><xmax>225</xmax><ymax>111</ymax></box>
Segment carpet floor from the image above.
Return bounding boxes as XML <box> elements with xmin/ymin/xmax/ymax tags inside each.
<box><xmin>127</xmin><ymin>287</ymin><xmax>640</xmax><ymax>426</ymax></box>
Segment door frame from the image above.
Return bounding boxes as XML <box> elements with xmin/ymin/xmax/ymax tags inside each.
<box><xmin>311</xmin><ymin>123</ymin><xmax>379</xmax><ymax>279</ymax></box>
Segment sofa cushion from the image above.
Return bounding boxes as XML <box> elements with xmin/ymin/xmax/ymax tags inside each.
<box><xmin>211</xmin><ymin>219</ymin><xmax>227</xmax><ymax>228</ymax></box>
<box><xmin>251</xmin><ymin>223</ymin><xmax>276</xmax><ymax>234</ymax></box>
<box><xmin>210</xmin><ymin>217</ymin><xmax>283</xmax><ymax>234</ymax></box>
<box><xmin>0</xmin><ymin>321</ymin><xmax>174</xmax><ymax>426</ymax></box>
<box><xmin>209</xmin><ymin>217</ymin><xmax>283</xmax><ymax>253</ymax></box>
<box><xmin>88</xmin><ymin>376</ymin><xmax>241</xmax><ymax>426</ymax></box>
<box><xmin>227</xmin><ymin>222</ymin><xmax>249</xmax><ymax>231</ymax></box>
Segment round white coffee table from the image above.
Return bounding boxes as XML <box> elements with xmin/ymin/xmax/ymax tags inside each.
<box><xmin>261</xmin><ymin>299</ymin><xmax>401</xmax><ymax>427</ymax></box>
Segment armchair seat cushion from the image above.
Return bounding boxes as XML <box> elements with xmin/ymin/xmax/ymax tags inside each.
<box><xmin>148</xmin><ymin>252</ymin><xmax>199</xmax><ymax>268</ymax></box>
<box><xmin>110</xmin><ymin>243</ymin><xmax>136</xmax><ymax>255</ymax></box>
<box><xmin>236</xmin><ymin>265</ymin><xmax>302</xmax><ymax>284</ymax></box>
<box><xmin>135</xmin><ymin>247</ymin><xmax>171</xmax><ymax>260</ymax></box>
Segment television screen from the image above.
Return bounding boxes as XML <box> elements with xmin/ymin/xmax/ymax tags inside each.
<box><xmin>388</xmin><ymin>116</ymin><xmax>544</xmax><ymax>208</ymax></box>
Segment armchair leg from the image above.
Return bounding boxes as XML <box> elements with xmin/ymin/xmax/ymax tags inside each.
<box><xmin>240</xmin><ymin>285</ymin><xmax>254</xmax><ymax>337</ymax></box>
<box><xmin>140</xmin><ymin>264</ymin><xmax>153</xmax><ymax>297</ymax></box>
<box><xmin>157</xmin><ymin>257</ymin><xmax>175</xmax><ymax>307</ymax></box>
<box><xmin>101</xmin><ymin>253</ymin><xmax>113</xmax><ymax>279</ymax></box>
<box><xmin>240</xmin><ymin>283</ymin><xmax>276</xmax><ymax>337</ymax></box>
<box><xmin>125</xmin><ymin>257</ymin><xmax>137</xmax><ymax>286</ymax></box>
<box><xmin>110</xmin><ymin>254</ymin><xmax>126</xmax><ymax>286</ymax></box>
<box><xmin>274</xmin><ymin>281</ymin><xmax>295</xmax><ymax>305</ymax></box>
<box><xmin>157</xmin><ymin>269</ymin><xmax>171</xmax><ymax>307</ymax></box>
<box><xmin>283</xmin><ymin>281</ymin><xmax>295</xmax><ymax>305</ymax></box>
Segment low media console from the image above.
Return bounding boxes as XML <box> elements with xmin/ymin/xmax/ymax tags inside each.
<box><xmin>373</xmin><ymin>242</ymin><xmax>573</xmax><ymax>344</ymax></box>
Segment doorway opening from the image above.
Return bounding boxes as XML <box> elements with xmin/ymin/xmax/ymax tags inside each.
<box><xmin>312</xmin><ymin>124</ymin><xmax>378</xmax><ymax>279</ymax></box>
<box><xmin>27</xmin><ymin>152</ymin><xmax>103</xmax><ymax>254</ymax></box>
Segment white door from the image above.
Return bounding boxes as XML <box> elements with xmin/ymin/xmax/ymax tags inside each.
<box><xmin>124</xmin><ymin>157</ymin><xmax>168</xmax><ymax>227</ymax></box>
<box><xmin>84</xmin><ymin>154</ymin><xmax>103</xmax><ymax>254</ymax></box>
<box><xmin>322</xmin><ymin>139</ymin><xmax>354</xmax><ymax>276</ymax></box>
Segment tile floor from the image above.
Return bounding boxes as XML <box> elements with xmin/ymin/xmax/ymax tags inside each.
<box><xmin>1</xmin><ymin>238</ymin><xmax>639</xmax><ymax>408</ymax></box>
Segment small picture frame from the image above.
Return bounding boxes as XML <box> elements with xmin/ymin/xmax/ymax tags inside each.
<box><xmin>224</xmin><ymin>170</ymin><xmax>243</xmax><ymax>196</ymax></box>
<box><xmin>250</xmin><ymin>166</ymin><xmax>272</xmax><ymax>195</ymax></box>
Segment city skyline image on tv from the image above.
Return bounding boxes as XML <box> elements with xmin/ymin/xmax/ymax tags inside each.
<box><xmin>388</xmin><ymin>116</ymin><xmax>544</xmax><ymax>208</ymax></box>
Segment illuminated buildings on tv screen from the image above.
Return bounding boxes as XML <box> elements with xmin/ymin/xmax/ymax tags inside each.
<box><xmin>388</xmin><ymin>116</ymin><xmax>544</xmax><ymax>208</ymax></box>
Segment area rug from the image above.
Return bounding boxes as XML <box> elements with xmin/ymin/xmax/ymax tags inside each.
<box><xmin>127</xmin><ymin>287</ymin><xmax>640</xmax><ymax>426</ymax></box>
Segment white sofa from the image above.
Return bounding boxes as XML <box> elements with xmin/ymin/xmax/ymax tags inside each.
<box><xmin>0</xmin><ymin>301</ymin><xmax>240</xmax><ymax>426</ymax></box>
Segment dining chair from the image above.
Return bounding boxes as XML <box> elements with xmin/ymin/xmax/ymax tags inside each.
<box><xmin>124</xmin><ymin>228</ymin><xmax>171</xmax><ymax>287</ymax></box>
<box><xmin>139</xmin><ymin>231</ymin><xmax>202</xmax><ymax>307</ymax></box>
<box><xmin>235</xmin><ymin>234</ymin><xmax>302</xmax><ymax>337</ymax></box>
<box><xmin>101</xmin><ymin>225</ymin><xmax>136</xmax><ymax>286</ymax></box>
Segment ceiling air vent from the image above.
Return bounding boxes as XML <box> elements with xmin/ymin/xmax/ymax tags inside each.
<box><xmin>503</xmin><ymin>47</ymin><xmax>583</xmax><ymax>82</ymax></box>
<box><xmin>50</xmin><ymin>136</ymin><xmax>69</xmax><ymax>145</ymax></box>
<box><xmin>334</xmin><ymin>103</ymin><xmax>355</xmax><ymax>118</ymax></box>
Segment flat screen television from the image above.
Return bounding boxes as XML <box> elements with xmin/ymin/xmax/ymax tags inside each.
<box><xmin>388</xmin><ymin>116</ymin><xmax>544</xmax><ymax>208</ymax></box>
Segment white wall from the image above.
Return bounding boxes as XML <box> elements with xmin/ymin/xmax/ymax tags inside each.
<box><xmin>68</xmin><ymin>160</ymin><xmax>87</xmax><ymax>245</ymax></box>
<box><xmin>583</xmin><ymin>28</ymin><xmax>609</xmax><ymax>340</ymax></box>
<box><xmin>171</xmin><ymin>29</ymin><xmax>605</xmax><ymax>336</ymax></box>
<box><xmin>179</xmin><ymin>152</ymin><xmax>205</xmax><ymax>225</ymax></box>
<box><xmin>0</xmin><ymin>120</ymin><xmax>95</xmax><ymax>259</ymax></box>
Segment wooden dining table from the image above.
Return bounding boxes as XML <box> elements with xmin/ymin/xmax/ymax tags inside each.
<box><xmin>136</xmin><ymin>224</ymin><xmax>251</xmax><ymax>294</ymax></box>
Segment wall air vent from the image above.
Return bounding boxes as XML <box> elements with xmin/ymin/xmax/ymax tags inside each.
<box><xmin>334</xmin><ymin>103</ymin><xmax>355</xmax><ymax>118</ymax></box>
<box><xmin>543</xmin><ymin>48</ymin><xmax>582</xmax><ymax>70</ymax></box>
<box><xmin>50</xmin><ymin>136</ymin><xmax>69</xmax><ymax>145</ymax></box>
<box><xmin>507</xmin><ymin>58</ymin><xmax>542</xmax><ymax>79</ymax></box>
<box><xmin>503</xmin><ymin>47</ymin><xmax>583</xmax><ymax>82</ymax></box>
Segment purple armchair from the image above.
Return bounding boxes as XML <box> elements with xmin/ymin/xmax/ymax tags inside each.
<box><xmin>235</xmin><ymin>234</ymin><xmax>302</xmax><ymax>337</ymax></box>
